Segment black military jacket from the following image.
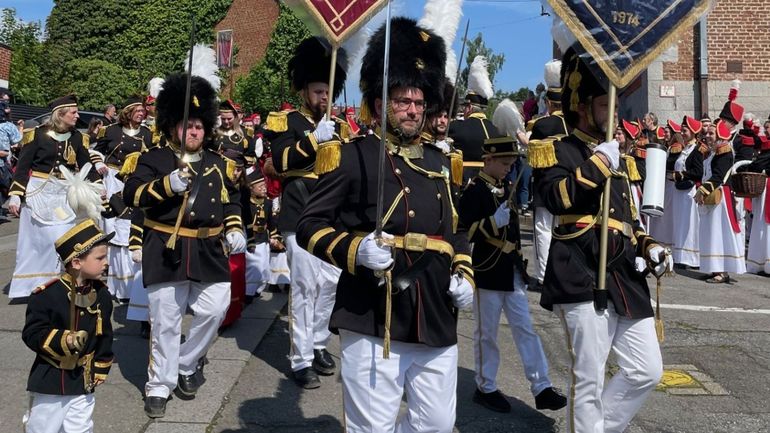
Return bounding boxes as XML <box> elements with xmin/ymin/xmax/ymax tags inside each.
<box><xmin>529</xmin><ymin>112</ymin><xmax>569</xmax><ymax>208</ymax></box>
<box><xmin>743</xmin><ymin>150</ymin><xmax>770</xmax><ymax>173</ymax></box>
<box><xmin>734</xmin><ymin>128</ymin><xmax>757</xmax><ymax>162</ymax></box>
<box><xmin>22</xmin><ymin>274</ymin><xmax>113</xmax><ymax>395</ymax></box>
<box><xmin>297</xmin><ymin>132</ymin><xmax>473</xmax><ymax>347</ymax></box>
<box><xmin>213</xmin><ymin>128</ymin><xmax>257</xmax><ymax>163</ymax></box>
<box><xmin>94</xmin><ymin>124</ymin><xmax>153</xmax><ymax>168</ymax></box>
<box><xmin>10</xmin><ymin>126</ymin><xmax>101</xmax><ymax>197</ymax></box>
<box><xmin>123</xmin><ymin>145</ymin><xmax>243</xmax><ymax>286</ymax></box>
<box><xmin>536</xmin><ymin>129</ymin><xmax>659</xmax><ymax>318</ymax></box>
<box><xmin>246</xmin><ymin>196</ymin><xmax>274</xmax><ymax>247</ymax></box>
<box><xmin>448</xmin><ymin>112</ymin><xmax>498</xmax><ymax>163</ymax></box>
<box><xmin>459</xmin><ymin>172</ymin><xmax>526</xmax><ymax>291</ymax></box>
<box><xmin>673</xmin><ymin>140</ymin><xmax>706</xmax><ymax>190</ymax></box>
<box><xmin>264</xmin><ymin>108</ymin><xmax>348</xmax><ymax>233</ymax></box>
<box><xmin>698</xmin><ymin>142</ymin><xmax>734</xmax><ymax>197</ymax></box>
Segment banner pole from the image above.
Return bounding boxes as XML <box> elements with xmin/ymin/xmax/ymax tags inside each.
<box><xmin>595</xmin><ymin>83</ymin><xmax>617</xmax><ymax>311</ymax></box>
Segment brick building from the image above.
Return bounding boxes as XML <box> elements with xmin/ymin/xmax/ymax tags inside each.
<box><xmin>214</xmin><ymin>0</ymin><xmax>280</xmax><ymax>94</ymax></box>
<box><xmin>620</xmin><ymin>0</ymin><xmax>770</xmax><ymax>124</ymax></box>
<box><xmin>0</xmin><ymin>43</ymin><xmax>11</xmax><ymax>89</ymax></box>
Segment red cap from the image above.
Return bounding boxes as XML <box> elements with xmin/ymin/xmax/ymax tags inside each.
<box><xmin>346</xmin><ymin>107</ymin><xmax>355</xmax><ymax>116</ymax></box>
<box><xmin>760</xmin><ymin>136</ymin><xmax>770</xmax><ymax>151</ymax></box>
<box><xmin>145</xmin><ymin>95</ymin><xmax>156</xmax><ymax>106</ymax></box>
<box><xmin>656</xmin><ymin>126</ymin><xmax>666</xmax><ymax>140</ymax></box>
<box><xmin>682</xmin><ymin>116</ymin><xmax>702</xmax><ymax>134</ymax></box>
<box><xmin>716</xmin><ymin>119</ymin><xmax>732</xmax><ymax>140</ymax></box>
<box><xmin>621</xmin><ymin>119</ymin><xmax>641</xmax><ymax>139</ymax></box>
<box><xmin>667</xmin><ymin>119</ymin><xmax>682</xmax><ymax>133</ymax></box>
<box><xmin>280</xmin><ymin>101</ymin><xmax>293</xmax><ymax>111</ymax></box>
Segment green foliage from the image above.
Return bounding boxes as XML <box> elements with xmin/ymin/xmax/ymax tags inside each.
<box><xmin>235</xmin><ymin>3</ymin><xmax>311</xmax><ymax>115</ymax></box>
<box><xmin>0</xmin><ymin>8</ymin><xmax>46</xmax><ymax>105</ymax></box>
<box><xmin>65</xmin><ymin>59</ymin><xmax>139</xmax><ymax>111</ymax></box>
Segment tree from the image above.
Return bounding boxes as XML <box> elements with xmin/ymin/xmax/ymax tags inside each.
<box><xmin>235</xmin><ymin>3</ymin><xmax>311</xmax><ymax>115</ymax></box>
<box><xmin>456</xmin><ymin>33</ymin><xmax>506</xmax><ymax>98</ymax></box>
<box><xmin>0</xmin><ymin>8</ymin><xmax>46</xmax><ymax>105</ymax></box>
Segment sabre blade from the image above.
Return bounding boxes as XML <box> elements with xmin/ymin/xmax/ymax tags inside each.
<box><xmin>374</xmin><ymin>1</ymin><xmax>393</xmax><ymax>241</ymax></box>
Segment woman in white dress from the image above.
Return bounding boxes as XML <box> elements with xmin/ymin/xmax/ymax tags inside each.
<box><xmin>671</xmin><ymin>116</ymin><xmax>705</xmax><ymax>268</ymax></box>
<box><xmin>695</xmin><ymin>121</ymin><xmax>746</xmax><ymax>283</ymax></box>
<box><xmin>744</xmin><ymin>136</ymin><xmax>770</xmax><ymax>275</ymax></box>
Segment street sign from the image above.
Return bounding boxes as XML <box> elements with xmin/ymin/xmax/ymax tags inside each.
<box><xmin>284</xmin><ymin>0</ymin><xmax>389</xmax><ymax>46</ymax></box>
<box><xmin>547</xmin><ymin>0</ymin><xmax>713</xmax><ymax>88</ymax></box>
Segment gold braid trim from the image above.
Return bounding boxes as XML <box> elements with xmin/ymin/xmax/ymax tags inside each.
<box><xmin>527</xmin><ymin>139</ymin><xmax>557</xmax><ymax>168</ymax></box>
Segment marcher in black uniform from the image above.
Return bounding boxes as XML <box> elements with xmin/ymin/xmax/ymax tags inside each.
<box><xmin>123</xmin><ymin>73</ymin><xmax>245</xmax><ymax>418</ymax></box>
<box><xmin>536</xmin><ymin>47</ymin><xmax>671</xmax><ymax>433</ymax></box>
<box><xmin>22</xmin><ymin>219</ymin><xmax>114</xmax><ymax>433</ymax></box>
<box><xmin>244</xmin><ymin>165</ymin><xmax>274</xmax><ymax>300</ymax></box>
<box><xmin>460</xmin><ymin>132</ymin><xmax>567</xmax><ymax>414</ymax></box>
<box><xmin>297</xmin><ymin>17</ymin><xmax>473</xmax><ymax>432</ymax></box>
<box><xmin>263</xmin><ymin>36</ymin><xmax>349</xmax><ymax>389</ymax></box>
<box><xmin>215</xmin><ymin>100</ymin><xmax>257</xmax><ymax>166</ymax></box>
<box><xmin>448</xmin><ymin>55</ymin><xmax>500</xmax><ymax>183</ymax></box>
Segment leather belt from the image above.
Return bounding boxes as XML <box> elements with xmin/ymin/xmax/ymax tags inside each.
<box><xmin>485</xmin><ymin>238</ymin><xmax>517</xmax><ymax>253</ymax></box>
<box><xmin>463</xmin><ymin>161</ymin><xmax>484</xmax><ymax>168</ymax></box>
<box><xmin>31</xmin><ymin>170</ymin><xmax>63</xmax><ymax>179</ymax></box>
<box><xmin>145</xmin><ymin>219</ymin><xmax>224</xmax><ymax>239</ymax></box>
<box><xmin>354</xmin><ymin>231</ymin><xmax>455</xmax><ymax>257</ymax></box>
<box><xmin>557</xmin><ymin>215</ymin><xmax>634</xmax><ymax>238</ymax></box>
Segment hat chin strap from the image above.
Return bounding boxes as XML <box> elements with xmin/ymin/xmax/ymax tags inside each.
<box><xmin>586</xmin><ymin>96</ymin><xmax>607</xmax><ymax>137</ymax></box>
<box><xmin>385</xmin><ymin>104</ymin><xmax>424</xmax><ymax>145</ymax></box>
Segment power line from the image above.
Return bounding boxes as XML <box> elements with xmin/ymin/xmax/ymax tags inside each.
<box><xmin>470</xmin><ymin>14</ymin><xmax>544</xmax><ymax>30</ymax></box>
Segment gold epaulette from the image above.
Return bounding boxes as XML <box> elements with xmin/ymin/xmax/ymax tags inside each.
<box><xmin>118</xmin><ymin>152</ymin><xmax>141</xmax><ymax>177</ymax></box>
<box><xmin>245</xmin><ymin>126</ymin><xmax>255</xmax><ymax>138</ymax></box>
<box><xmin>314</xmin><ymin>140</ymin><xmax>342</xmax><ymax>175</ymax></box>
<box><xmin>335</xmin><ymin>117</ymin><xmax>351</xmax><ymax>141</ymax></box>
<box><xmin>669</xmin><ymin>143</ymin><xmax>683</xmax><ymax>154</ymax></box>
<box><xmin>448</xmin><ymin>150</ymin><xmax>463</xmax><ymax>187</ymax></box>
<box><xmin>715</xmin><ymin>142</ymin><xmax>732</xmax><ymax>155</ymax></box>
<box><xmin>527</xmin><ymin>137</ymin><xmax>558</xmax><ymax>168</ymax></box>
<box><xmin>225</xmin><ymin>157</ymin><xmax>237</xmax><ymax>182</ymax></box>
<box><xmin>526</xmin><ymin>118</ymin><xmax>537</xmax><ymax>132</ymax></box>
<box><xmin>21</xmin><ymin>128</ymin><xmax>36</xmax><ymax>146</ymax></box>
<box><xmin>266</xmin><ymin>111</ymin><xmax>290</xmax><ymax>133</ymax></box>
<box><xmin>96</xmin><ymin>126</ymin><xmax>107</xmax><ymax>139</ymax></box>
<box><xmin>623</xmin><ymin>155</ymin><xmax>641</xmax><ymax>182</ymax></box>
<box><xmin>81</xmin><ymin>132</ymin><xmax>90</xmax><ymax>148</ymax></box>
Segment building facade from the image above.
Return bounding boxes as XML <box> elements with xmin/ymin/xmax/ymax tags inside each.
<box><xmin>0</xmin><ymin>43</ymin><xmax>11</xmax><ymax>89</ymax></box>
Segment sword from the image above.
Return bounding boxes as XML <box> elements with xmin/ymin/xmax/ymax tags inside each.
<box><xmin>448</xmin><ymin>19</ymin><xmax>470</xmax><ymax>119</ymax></box>
<box><xmin>374</xmin><ymin>1</ymin><xmax>393</xmax><ymax>244</ymax></box>
<box><xmin>180</xmin><ymin>14</ymin><xmax>197</xmax><ymax>166</ymax></box>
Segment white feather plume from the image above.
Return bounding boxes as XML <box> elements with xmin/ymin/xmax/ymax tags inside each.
<box><xmin>147</xmin><ymin>77</ymin><xmax>165</xmax><ymax>98</ymax></box>
<box><xmin>418</xmin><ymin>0</ymin><xmax>464</xmax><ymax>82</ymax></box>
<box><xmin>184</xmin><ymin>43</ymin><xmax>221</xmax><ymax>92</ymax></box>
<box><xmin>731</xmin><ymin>79</ymin><xmax>741</xmax><ymax>90</ymax></box>
<box><xmin>544</xmin><ymin>60</ymin><xmax>562</xmax><ymax>89</ymax></box>
<box><xmin>468</xmin><ymin>56</ymin><xmax>494</xmax><ymax>99</ymax></box>
<box><xmin>493</xmin><ymin>99</ymin><xmax>526</xmax><ymax>137</ymax></box>
<box><xmin>51</xmin><ymin>164</ymin><xmax>105</xmax><ymax>224</ymax></box>
<box><xmin>744</xmin><ymin>112</ymin><xmax>755</xmax><ymax>122</ymax></box>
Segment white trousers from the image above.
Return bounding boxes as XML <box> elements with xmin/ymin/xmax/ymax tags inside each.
<box><xmin>473</xmin><ymin>284</ymin><xmax>552</xmax><ymax>396</ymax></box>
<box><xmin>554</xmin><ymin>302</ymin><xmax>663</xmax><ymax>433</ymax></box>
<box><xmin>145</xmin><ymin>280</ymin><xmax>230</xmax><ymax>398</ymax></box>
<box><xmin>245</xmin><ymin>243</ymin><xmax>271</xmax><ymax>296</ymax></box>
<box><xmin>126</xmin><ymin>269</ymin><xmax>149</xmax><ymax>322</ymax></box>
<box><xmin>285</xmin><ymin>233</ymin><xmax>340</xmax><ymax>371</ymax></box>
<box><xmin>339</xmin><ymin>330</ymin><xmax>457</xmax><ymax>433</ymax></box>
<box><xmin>533</xmin><ymin>206</ymin><xmax>554</xmax><ymax>283</ymax></box>
<box><xmin>23</xmin><ymin>392</ymin><xmax>95</xmax><ymax>433</ymax></box>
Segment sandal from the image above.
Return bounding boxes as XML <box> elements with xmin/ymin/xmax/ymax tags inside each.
<box><xmin>705</xmin><ymin>273</ymin><xmax>730</xmax><ymax>284</ymax></box>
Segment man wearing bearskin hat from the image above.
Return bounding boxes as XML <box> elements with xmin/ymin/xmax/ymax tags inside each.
<box><xmin>296</xmin><ymin>17</ymin><xmax>473</xmax><ymax>431</ymax></box>
<box><xmin>535</xmin><ymin>47</ymin><xmax>671</xmax><ymax>433</ymax></box>
<box><xmin>263</xmin><ymin>37</ymin><xmax>349</xmax><ymax>389</ymax></box>
<box><xmin>123</xmin><ymin>72</ymin><xmax>246</xmax><ymax>418</ymax></box>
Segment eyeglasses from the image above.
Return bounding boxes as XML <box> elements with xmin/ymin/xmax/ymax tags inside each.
<box><xmin>392</xmin><ymin>98</ymin><xmax>426</xmax><ymax>112</ymax></box>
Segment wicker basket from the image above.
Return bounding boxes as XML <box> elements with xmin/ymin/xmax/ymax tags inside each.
<box><xmin>730</xmin><ymin>172</ymin><xmax>767</xmax><ymax>198</ymax></box>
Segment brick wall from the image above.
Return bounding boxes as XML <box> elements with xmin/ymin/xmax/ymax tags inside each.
<box><xmin>663</xmin><ymin>0</ymin><xmax>770</xmax><ymax>82</ymax></box>
<box><xmin>0</xmin><ymin>44</ymin><xmax>12</xmax><ymax>84</ymax></box>
<box><xmin>215</xmin><ymin>0</ymin><xmax>279</xmax><ymax>90</ymax></box>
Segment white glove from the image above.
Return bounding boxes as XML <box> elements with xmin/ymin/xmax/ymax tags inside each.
<box><xmin>8</xmin><ymin>195</ymin><xmax>20</xmax><ymax>208</ymax></box>
<box><xmin>169</xmin><ymin>168</ymin><xmax>190</xmax><ymax>193</ymax></box>
<box><xmin>226</xmin><ymin>231</ymin><xmax>247</xmax><ymax>254</ymax></box>
<box><xmin>312</xmin><ymin>117</ymin><xmax>336</xmax><ymax>143</ymax></box>
<box><xmin>634</xmin><ymin>257</ymin><xmax>647</xmax><ymax>273</ymax></box>
<box><xmin>95</xmin><ymin>162</ymin><xmax>108</xmax><ymax>174</ymax></box>
<box><xmin>648</xmin><ymin>245</ymin><xmax>673</xmax><ymax>275</ymax></box>
<box><xmin>356</xmin><ymin>232</ymin><xmax>394</xmax><ymax>271</ymax></box>
<box><xmin>493</xmin><ymin>202</ymin><xmax>511</xmax><ymax>228</ymax></box>
<box><xmin>131</xmin><ymin>249</ymin><xmax>142</xmax><ymax>264</ymax></box>
<box><xmin>448</xmin><ymin>273</ymin><xmax>474</xmax><ymax>310</ymax></box>
<box><xmin>593</xmin><ymin>139</ymin><xmax>620</xmax><ymax>170</ymax></box>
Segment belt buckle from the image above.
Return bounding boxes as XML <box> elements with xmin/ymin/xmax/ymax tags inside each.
<box><xmin>197</xmin><ymin>227</ymin><xmax>210</xmax><ymax>238</ymax></box>
<box><xmin>403</xmin><ymin>233</ymin><xmax>428</xmax><ymax>252</ymax></box>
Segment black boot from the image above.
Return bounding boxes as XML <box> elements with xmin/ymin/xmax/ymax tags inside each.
<box><xmin>175</xmin><ymin>373</ymin><xmax>201</xmax><ymax>400</ymax></box>
<box><xmin>139</xmin><ymin>321</ymin><xmax>150</xmax><ymax>339</ymax></box>
<box><xmin>472</xmin><ymin>389</ymin><xmax>511</xmax><ymax>413</ymax></box>
<box><xmin>293</xmin><ymin>367</ymin><xmax>321</xmax><ymax>389</ymax></box>
<box><xmin>312</xmin><ymin>349</ymin><xmax>336</xmax><ymax>375</ymax></box>
<box><xmin>144</xmin><ymin>396</ymin><xmax>168</xmax><ymax>418</ymax></box>
<box><xmin>535</xmin><ymin>387</ymin><xmax>567</xmax><ymax>410</ymax></box>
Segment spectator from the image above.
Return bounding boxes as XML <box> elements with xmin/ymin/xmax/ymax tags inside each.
<box><xmin>642</xmin><ymin>112</ymin><xmax>658</xmax><ymax>139</ymax></box>
<box><xmin>87</xmin><ymin>117</ymin><xmax>103</xmax><ymax>145</ymax></box>
<box><xmin>0</xmin><ymin>94</ymin><xmax>22</xmax><ymax>222</ymax></box>
<box><xmin>535</xmin><ymin>83</ymin><xmax>547</xmax><ymax>116</ymax></box>
<box><xmin>103</xmin><ymin>104</ymin><xmax>117</xmax><ymax>124</ymax></box>
<box><xmin>522</xmin><ymin>90</ymin><xmax>538</xmax><ymax>122</ymax></box>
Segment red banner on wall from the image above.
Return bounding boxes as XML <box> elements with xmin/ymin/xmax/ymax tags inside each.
<box><xmin>217</xmin><ymin>29</ymin><xmax>233</xmax><ymax>69</ymax></box>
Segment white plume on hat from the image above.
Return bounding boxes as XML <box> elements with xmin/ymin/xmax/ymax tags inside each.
<box><xmin>418</xmin><ymin>0</ymin><xmax>464</xmax><ymax>83</ymax></box>
<box><xmin>52</xmin><ymin>163</ymin><xmax>105</xmax><ymax>224</ymax></box>
<box><xmin>468</xmin><ymin>55</ymin><xmax>494</xmax><ymax>100</ymax></box>
<box><xmin>493</xmin><ymin>98</ymin><xmax>525</xmax><ymax>137</ymax></box>
<box><xmin>184</xmin><ymin>43</ymin><xmax>221</xmax><ymax>92</ymax></box>
<box><xmin>544</xmin><ymin>60</ymin><xmax>562</xmax><ymax>89</ymax></box>
<box><xmin>147</xmin><ymin>77</ymin><xmax>165</xmax><ymax>98</ymax></box>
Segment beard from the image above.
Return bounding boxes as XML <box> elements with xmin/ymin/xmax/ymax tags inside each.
<box><xmin>307</xmin><ymin>101</ymin><xmax>326</xmax><ymax>121</ymax></box>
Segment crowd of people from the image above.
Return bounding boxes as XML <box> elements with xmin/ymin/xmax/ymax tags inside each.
<box><xmin>2</xmin><ymin>7</ymin><xmax>769</xmax><ymax>433</ymax></box>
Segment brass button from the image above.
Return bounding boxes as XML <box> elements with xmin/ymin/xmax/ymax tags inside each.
<box><xmin>211</xmin><ymin>198</ymin><xmax>216</xmax><ymax>203</ymax></box>
<box><xmin>190</xmin><ymin>211</ymin><xmax>196</xmax><ymax>217</ymax></box>
<box><xmin>209</xmin><ymin>182</ymin><xmax>213</xmax><ymax>187</ymax></box>
<box><xmin>436</xmin><ymin>193</ymin><xmax>442</xmax><ymax>199</ymax></box>
<box><xmin>404</xmin><ymin>187</ymin><xmax>411</xmax><ymax>194</ymax></box>
<box><xmin>610</xmin><ymin>208</ymin><xmax>615</xmax><ymax>213</ymax></box>
<box><xmin>395</xmin><ymin>168</ymin><xmax>402</xmax><ymax>175</ymax></box>
<box><xmin>80</xmin><ymin>311</ymin><xmax>84</xmax><ymax>316</ymax></box>
<box><xmin>408</xmin><ymin>210</ymin><xmax>415</xmax><ymax>217</ymax></box>
<box><xmin>612</xmin><ymin>229</ymin><xmax>619</xmax><ymax>235</ymax></box>
<box><xmin>211</xmin><ymin>214</ymin><xmax>216</xmax><ymax>219</ymax></box>
<box><xmin>622</xmin><ymin>193</ymin><xmax>627</xmax><ymax>198</ymax></box>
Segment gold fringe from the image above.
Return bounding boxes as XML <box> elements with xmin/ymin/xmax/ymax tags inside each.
<box><xmin>118</xmin><ymin>152</ymin><xmax>141</xmax><ymax>177</ymax></box>
<box><xmin>527</xmin><ymin>139</ymin><xmax>557</xmax><ymax>168</ymax></box>
<box><xmin>225</xmin><ymin>158</ymin><xmax>236</xmax><ymax>182</ymax></box>
<box><xmin>96</xmin><ymin>126</ymin><xmax>106</xmax><ymax>139</ymax></box>
<box><xmin>314</xmin><ymin>140</ymin><xmax>342</xmax><ymax>175</ymax></box>
<box><xmin>165</xmin><ymin>192</ymin><xmax>189</xmax><ymax>249</ymax></box>
<box><xmin>359</xmin><ymin>102</ymin><xmax>372</xmax><ymax>125</ymax></box>
<box><xmin>715</xmin><ymin>143</ymin><xmax>732</xmax><ymax>155</ymax></box>
<box><xmin>96</xmin><ymin>308</ymin><xmax>103</xmax><ymax>336</ymax></box>
<box><xmin>338</xmin><ymin>121</ymin><xmax>351</xmax><ymax>141</ymax></box>
<box><xmin>448</xmin><ymin>151</ymin><xmax>464</xmax><ymax>186</ymax></box>
<box><xmin>383</xmin><ymin>269</ymin><xmax>392</xmax><ymax>359</ymax></box>
<box><xmin>64</xmin><ymin>143</ymin><xmax>76</xmax><ymax>165</ymax></box>
<box><xmin>624</xmin><ymin>155</ymin><xmax>641</xmax><ymax>182</ymax></box>
<box><xmin>81</xmin><ymin>133</ymin><xmax>90</xmax><ymax>149</ymax></box>
<box><xmin>266</xmin><ymin>111</ymin><xmax>288</xmax><ymax>132</ymax></box>
<box><xmin>22</xmin><ymin>128</ymin><xmax>35</xmax><ymax>146</ymax></box>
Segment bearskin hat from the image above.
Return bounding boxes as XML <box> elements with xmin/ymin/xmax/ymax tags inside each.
<box><xmin>360</xmin><ymin>17</ymin><xmax>447</xmax><ymax>117</ymax></box>
<box><xmin>288</xmin><ymin>37</ymin><xmax>347</xmax><ymax>100</ymax></box>
<box><xmin>155</xmin><ymin>73</ymin><xmax>218</xmax><ymax>141</ymax></box>
<box><xmin>560</xmin><ymin>46</ymin><xmax>608</xmax><ymax>127</ymax></box>
<box><xmin>427</xmin><ymin>82</ymin><xmax>457</xmax><ymax>119</ymax></box>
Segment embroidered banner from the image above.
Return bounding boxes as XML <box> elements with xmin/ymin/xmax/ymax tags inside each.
<box><xmin>286</xmin><ymin>0</ymin><xmax>389</xmax><ymax>45</ymax></box>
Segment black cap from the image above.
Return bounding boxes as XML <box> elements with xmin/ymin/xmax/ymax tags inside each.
<box><xmin>55</xmin><ymin>219</ymin><xmax>114</xmax><ymax>264</ymax></box>
<box><xmin>48</xmin><ymin>94</ymin><xmax>78</xmax><ymax>112</ymax></box>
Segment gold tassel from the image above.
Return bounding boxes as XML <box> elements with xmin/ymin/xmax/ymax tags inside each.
<box><xmin>96</xmin><ymin>307</ymin><xmax>103</xmax><ymax>336</ymax></box>
<box><xmin>527</xmin><ymin>139</ymin><xmax>557</xmax><ymax>168</ymax></box>
<box><xmin>166</xmin><ymin>192</ymin><xmax>189</xmax><ymax>249</ymax></box>
<box><xmin>81</xmin><ymin>133</ymin><xmax>90</xmax><ymax>149</ymax></box>
<box><xmin>96</xmin><ymin>126</ymin><xmax>106</xmax><ymax>139</ymax></box>
<box><xmin>448</xmin><ymin>151</ymin><xmax>464</xmax><ymax>187</ymax></box>
<box><xmin>314</xmin><ymin>140</ymin><xmax>342</xmax><ymax>175</ymax></box>
<box><xmin>64</xmin><ymin>143</ymin><xmax>76</xmax><ymax>165</ymax></box>
<box><xmin>266</xmin><ymin>111</ymin><xmax>288</xmax><ymax>132</ymax></box>
<box><xmin>383</xmin><ymin>269</ymin><xmax>393</xmax><ymax>359</ymax></box>
<box><xmin>655</xmin><ymin>277</ymin><xmax>664</xmax><ymax>342</ymax></box>
<box><xmin>119</xmin><ymin>152</ymin><xmax>141</xmax><ymax>177</ymax></box>
<box><xmin>624</xmin><ymin>155</ymin><xmax>641</xmax><ymax>182</ymax></box>
<box><xmin>359</xmin><ymin>102</ymin><xmax>372</xmax><ymax>125</ymax></box>
<box><xmin>225</xmin><ymin>158</ymin><xmax>236</xmax><ymax>182</ymax></box>
<box><xmin>22</xmin><ymin>128</ymin><xmax>35</xmax><ymax>146</ymax></box>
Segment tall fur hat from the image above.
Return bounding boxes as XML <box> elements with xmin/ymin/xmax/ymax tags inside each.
<box><xmin>288</xmin><ymin>37</ymin><xmax>347</xmax><ymax>100</ymax></box>
<box><xmin>155</xmin><ymin>72</ymin><xmax>218</xmax><ymax>141</ymax></box>
<box><xmin>360</xmin><ymin>17</ymin><xmax>447</xmax><ymax>117</ymax></box>
<box><xmin>560</xmin><ymin>46</ymin><xmax>608</xmax><ymax>127</ymax></box>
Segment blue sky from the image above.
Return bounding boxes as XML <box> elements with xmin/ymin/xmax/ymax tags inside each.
<box><xmin>7</xmin><ymin>0</ymin><xmax>553</xmax><ymax>94</ymax></box>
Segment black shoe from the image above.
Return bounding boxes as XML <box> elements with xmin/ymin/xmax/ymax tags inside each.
<box><xmin>535</xmin><ymin>387</ymin><xmax>567</xmax><ymax>410</ymax></box>
<box><xmin>195</xmin><ymin>356</ymin><xmax>209</xmax><ymax>384</ymax></box>
<box><xmin>174</xmin><ymin>373</ymin><xmax>201</xmax><ymax>400</ymax></box>
<box><xmin>139</xmin><ymin>321</ymin><xmax>150</xmax><ymax>339</ymax></box>
<box><xmin>293</xmin><ymin>367</ymin><xmax>321</xmax><ymax>389</ymax></box>
<box><xmin>473</xmin><ymin>389</ymin><xmax>511</xmax><ymax>413</ymax></box>
<box><xmin>528</xmin><ymin>281</ymin><xmax>544</xmax><ymax>293</ymax></box>
<box><xmin>312</xmin><ymin>349</ymin><xmax>336</xmax><ymax>375</ymax></box>
<box><xmin>144</xmin><ymin>396</ymin><xmax>167</xmax><ymax>418</ymax></box>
